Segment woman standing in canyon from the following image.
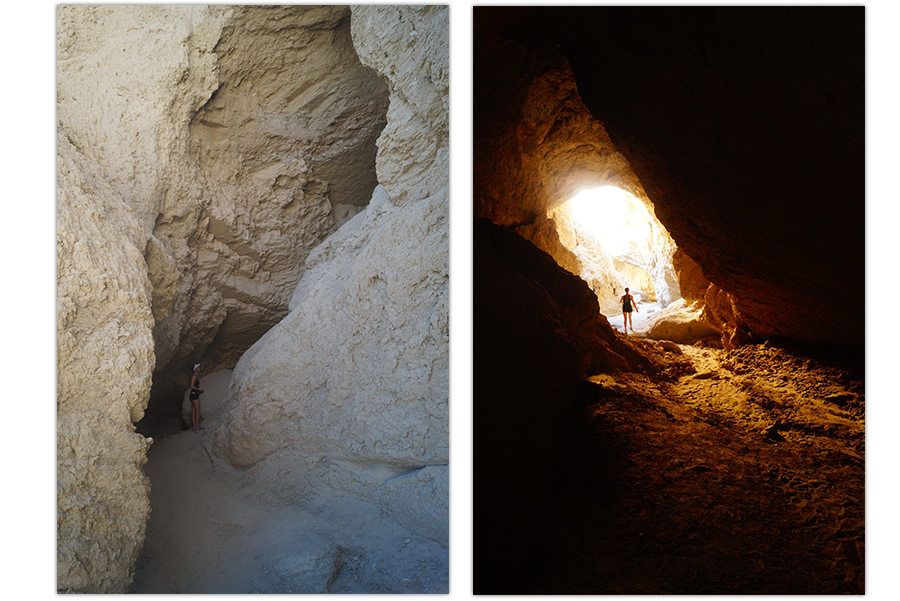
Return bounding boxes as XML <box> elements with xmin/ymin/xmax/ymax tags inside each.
<box><xmin>621</xmin><ymin>287</ymin><xmax>639</xmax><ymax>334</ymax></box>
<box><xmin>190</xmin><ymin>363</ymin><xmax>204</xmax><ymax>432</ymax></box>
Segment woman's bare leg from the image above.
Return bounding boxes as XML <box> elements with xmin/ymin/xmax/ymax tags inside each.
<box><xmin>192</xmin><ymin>400</ymin><xmax>200</xmax><ymax>430</ymax></box>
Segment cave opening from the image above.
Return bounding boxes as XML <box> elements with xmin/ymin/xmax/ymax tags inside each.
<box><xmin>550</xmin><ymin>184</ymin><xmax>680</xmax><ymax>333</ymax></box>
<box><xmin>474</xmin><ymin>5</ymin><xmax>864</xmax><ymax>593</ymax></box>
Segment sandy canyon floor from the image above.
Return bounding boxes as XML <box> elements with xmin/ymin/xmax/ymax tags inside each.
<box><xmin>534</xmin><ymin>328</ymin><xmax>865</xmax><ymax>594</ymax></box>
<box><xmin>129</xmin><ymin>429</ymin><xmax>448</xmax><ymax>593</ymax></box>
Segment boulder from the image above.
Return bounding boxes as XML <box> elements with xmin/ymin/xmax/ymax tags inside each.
<box><xmin>647</xmin><ymin>298</ymin><xmax>720</xmax><ymax>344</ymax></box>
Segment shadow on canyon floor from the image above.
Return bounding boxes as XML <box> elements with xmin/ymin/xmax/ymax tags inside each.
<box><xmin>532</xmin><ymin>339</ymin><xmax>865</xmax><ymax>594</ymax></box>
<box><xmin>129</xmin><ymin>428</ymin><xmax>448</xmax><ymax>593</ymax></box>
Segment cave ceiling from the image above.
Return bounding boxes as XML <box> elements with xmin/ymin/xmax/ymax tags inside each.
<box><xmin>474</xmin><ymin>6</ymin><xmax>865</xmax><ymax>349</ymax></box>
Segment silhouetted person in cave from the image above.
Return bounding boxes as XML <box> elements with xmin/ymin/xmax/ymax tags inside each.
<box><xmin>621</xmin><ymin>287</ymin><xmax>639</xmax><ymax>334</ymax></box>
<box><xmin>190</xmin><ymin>363</ymin><xmax>205</xmax><ymax>432</ymax></box>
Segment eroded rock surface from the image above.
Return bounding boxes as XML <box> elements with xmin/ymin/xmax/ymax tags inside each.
<box><xmin>207</xmin><ymin>4</ymin><xmax>449</xmax><ymax>548</ymax></box>
<box><xmin>473</xmin><ymin>6</ymin><xmax>864</xmax><ymax>594</ymax></box>
<box><xmin>472</xmin><ymin>19</ymin><xmax>680</xmax><ymax>316</ymax></box>
<box><xmin>58</xmin><ymin>5</ymin><xmax>389</xmax><ymax>431</ymax></box>
<box><xmin>57</xmin><ymin>4</ymin><xmax>442</xmax><ymax>592</ymax></box>
<box><xmin>57</xmin><ymin>133</ymin><xmax>155</xmax><ymax>593</ymax></box>
<box><xmin>473</xmin><ymin>31</ymin><xmax>646</xmax><ymax>227</ymax></box>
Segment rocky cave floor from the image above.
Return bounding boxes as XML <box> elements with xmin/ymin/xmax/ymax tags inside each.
<box><xmin>537</xmin><ymin>335</ymin><xmax>865</xmax><ymax>594</ymax></box>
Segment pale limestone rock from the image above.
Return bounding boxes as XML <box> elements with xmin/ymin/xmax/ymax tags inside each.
<box><xmin>351</xmin><ymin>5</ymin><xmax>449</xmax><ymax>205</ymax></box>
<box><xmin>210</xmin><ymin>185</ymin><xmax>449</xmax><ymax>543</ymax></box>
<box><xmin>570</xmin><ymin>224</ymin><xmax>628</xmax><ymax>314</ymax></box>
<box><xmin>208</xmin><ymin>5</ymin><xmax>449</xmax><ymax>546</ymax></box>
<box><xmin>272</xmin><ymin>539</ymin><xmax>342</xmax><ymax>593</ymax></box>
<box><xmin>57</xmin><ymin>4</ymin><xmax>394</xmax><ymax>592</ymax></box>
<box><xmin>59</xmin><ymin>5</ymin><xmax>390</xmax><ymax>413</ymax></box>
<box><xmin>546</xmin><ymin>191</ymin><xmax>681</xmax><ymax>312</ymax></box>
<box><xmin>613</xmin><ymin>260</ymin><xmax>655</xmax><ymax>301</ymax></box>
<box><xmin>57</xmin><ymin>133</ymin><xmax>155</xmax><ymax>593</ymax></box>
<box><xmin>152</xmin><ymin>5</ymin><xmax>389</xmax><ymax>401</ymax></box>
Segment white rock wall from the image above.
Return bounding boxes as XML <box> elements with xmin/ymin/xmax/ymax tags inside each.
<box><xmin>57</xmin><ymin>5</ymin><xmax>393</xmax><ymax>592</ymax></box>
<box><xmin>57</xmin><ymin>6</ymin><xmax>226</xmax><ymax>591</ymax></box>
<box><xmin>149</xmin><ymin>5</ymin><xmax>389</xmax><ymax>403</ymax></box>
<box><xmin>208</xmin><ymin>5</ymin><xmax>449</xmax><ymax>545</ymax></box>
<box><xmin>57</xmin><ymin>133</ymin><xmax>156</xmax><ymax>593</ymax></box>
<box><xmin>350</xmin><ymin>5</ymin><xmax>449</xmax><ymax>204</ymax></box>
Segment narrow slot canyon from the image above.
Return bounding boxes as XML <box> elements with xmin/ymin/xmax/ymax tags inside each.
<box><xmin>57</xmin><ymin>6</ymin><xmax>448</xmax><ymax>593</ymax></box>
<box><xmin>474</xmin><ymin>7</ymin><xmax>864</xmax><ymax>594</ymax></box>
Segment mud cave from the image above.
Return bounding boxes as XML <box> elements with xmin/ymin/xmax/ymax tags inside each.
<box><xmin>473</xmin><ymin>7</ymin><xmax>864</xmax><ymax>594</ymax></box>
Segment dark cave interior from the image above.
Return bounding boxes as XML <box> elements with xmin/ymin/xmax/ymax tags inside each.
<box><xmin>473</xmin><ymin>6</ymin><xmax>864</xmax><ymax>594</ymax></box>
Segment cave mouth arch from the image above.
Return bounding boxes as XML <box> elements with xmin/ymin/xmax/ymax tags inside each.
<box><xmin>548</xmin><ymin>184</ymin><xmax>681</xmax><ymax>330</ymax></box>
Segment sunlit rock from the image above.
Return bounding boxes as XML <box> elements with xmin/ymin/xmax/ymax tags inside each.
<box><xmin>646</xmin><ymin>298</ymin><xmax>720</xmax><ymax>345</ymax></box>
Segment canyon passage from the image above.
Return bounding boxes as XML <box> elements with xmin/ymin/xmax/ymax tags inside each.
<box><xmin>473</xmin><ymin>6</ymin><xmax>864</xmax><ymax>594</ymax></box>
<box><xmin>57</xmin><ymin>5</ymin><xmax>448</xmax><ymax>593</ymax></box>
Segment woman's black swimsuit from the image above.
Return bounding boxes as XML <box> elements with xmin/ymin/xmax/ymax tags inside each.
<box><xmin>622</xmin><ymin>296</ymin><xmax>633</xmax><ymax>313</ymax></box>
<box><xmin>190</xmin><ymin>376</ymin><xmax>201</xmax><ymax>401</ymax></box>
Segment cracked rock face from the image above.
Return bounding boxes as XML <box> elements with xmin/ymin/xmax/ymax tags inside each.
<box><xmin>56</xmin><ymin>4</ymin><xmax>438</xmax><ymax>592</ymax></box>
<box><xmin>58</xmin><ymin>5</ymin><xmax>389</xmax><ymax>432</ymax></box>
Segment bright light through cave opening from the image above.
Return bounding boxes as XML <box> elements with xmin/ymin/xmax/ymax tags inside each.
<box><xmin>569</xmin><ymin>186</ymin><xmax>653</xmax><ymax>258</ymax></box>
<box><xmin>550</xmin><ymin>185</ymin><xmax>681</xmax><ymax>334</ymax></box>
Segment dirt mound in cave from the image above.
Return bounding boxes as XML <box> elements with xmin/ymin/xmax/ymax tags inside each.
<box><xmin>536</xmin><ymin>340</ymin><xmax>864</xmax><ymax>594</ymax></box>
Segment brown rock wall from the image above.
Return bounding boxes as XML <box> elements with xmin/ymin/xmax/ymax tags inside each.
<box><xmin>473</xmin><ymin>25</ymin><xmax>646</xmax><ymax>228</ymax></box>
<box><xmin>673</xmin><ymin>248</ymin><xmax>710</xmax><ymax>303</ymax></box>
<box><xmin>475</xmin><ymin>6</ymin><xmax>864</xmax><ymax>350</ymax></box>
